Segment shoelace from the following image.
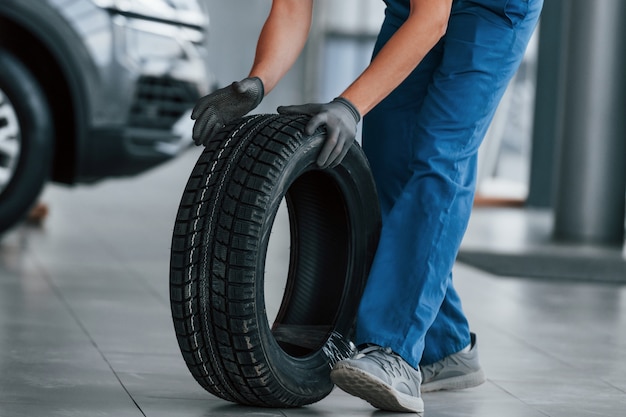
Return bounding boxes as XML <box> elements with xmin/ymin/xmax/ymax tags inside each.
<box><xmin>354</xmin><ymin>345</ymin><xmax>393</xmax><ymax>359</ymax></box>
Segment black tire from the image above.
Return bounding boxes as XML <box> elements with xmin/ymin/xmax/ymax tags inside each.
<box><xmin>170</xmin><ymin>114</ymin><xmax>381</xmax><ymax>407</ymax></box>
<box><xmin>0</xmin><ymin>49</ymin><xmax>53</xmax><ymax>234</ymax></box>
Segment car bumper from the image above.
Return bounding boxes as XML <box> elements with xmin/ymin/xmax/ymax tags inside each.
<box><xmin>81</xmin><ymin>111</ymin><xmax>196</xmax><ymax>181</ymax></box>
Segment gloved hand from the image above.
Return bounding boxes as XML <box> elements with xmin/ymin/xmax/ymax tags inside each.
<box><xmin>277</xmin><ymin>97</ymin><xmax>361</xmax><ymax>168</ymax></box>
<box><xmin>191</xmin><ymin>76</ymin><xmax>264</xmax><ymax>146</ymax></box>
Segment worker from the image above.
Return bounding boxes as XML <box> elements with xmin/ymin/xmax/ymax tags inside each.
<box><xmin>191</xmin><ymin>0</ymin><xmax>543</xmax><ymax>413</ymax></box>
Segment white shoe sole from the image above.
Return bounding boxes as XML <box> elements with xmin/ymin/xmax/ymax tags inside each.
<box><xmin>331</xmin><ymin>364</ymin><xmax>424</xmax><ymax>414</ymax></box>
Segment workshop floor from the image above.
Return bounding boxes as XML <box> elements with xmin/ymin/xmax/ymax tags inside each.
<box><xmin>1</xmin><ymin>147</ymin><xmax>625</xmax><ymax>417</ymax></box>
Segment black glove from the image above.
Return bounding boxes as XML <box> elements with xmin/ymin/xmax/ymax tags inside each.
<box><xmin>277</xmin><ymin>97</ymin><xmax>361</xmax><ymax>168</ymax></box>
<box><xmin>191</xmin><ymin>76</ymin><xmax>264</xmax><ymax>146</ymax></box>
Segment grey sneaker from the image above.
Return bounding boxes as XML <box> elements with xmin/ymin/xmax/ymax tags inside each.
<box><xmin>420</xmin><ymin>333</ymin><xmax>486</xmax><ymax>393</ymax></box>
<box><xmin>330</xmin><ymin>345</ymin><xmax>424</xmax><ymax>414</ymax></box>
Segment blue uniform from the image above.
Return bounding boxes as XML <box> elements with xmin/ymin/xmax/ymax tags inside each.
<box><xmin>357</xmin><ymin>0</ymin><xmax>543</xmax><ymax>367</ymax></box>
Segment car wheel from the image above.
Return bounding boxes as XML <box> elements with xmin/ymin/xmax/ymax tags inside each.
<box><xmin>170</xmin><ymin>114</ymin><xmax>381</xmax><ymax>407</ymax></box>
<box><xmin>0</xmin><ymin>49</ymin><xmax>53</xmax><ymax>234</ymax></box>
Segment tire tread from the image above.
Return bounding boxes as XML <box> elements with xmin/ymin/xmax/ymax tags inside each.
<box><xmin>170</xmin><ymin>114</ymin><xmax>379</xmax><ymax>407</ymax></box>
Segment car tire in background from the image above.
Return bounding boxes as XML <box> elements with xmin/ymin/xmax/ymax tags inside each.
<box><xmin>170</xmin><ymin>114</ymin><xmax>381</xmax><ymax>407</ymax></box>
<box><xmin>0</xmin><ymin>49</ymin><xmax>53</xmax><ymax>234</ymax></box>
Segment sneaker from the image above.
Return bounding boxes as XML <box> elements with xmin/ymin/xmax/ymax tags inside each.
<box><xmin>330</xmin><ymin>345</ymin><xmax>424</xmax><ymax>414</ymax></box>
<box><xmin>420</xmin><ymin>333</ymin><xmax>486</xmax><ymax>393</ymax></box>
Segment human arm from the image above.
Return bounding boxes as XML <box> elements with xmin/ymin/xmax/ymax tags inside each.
<box><xmin>191</xmin><ymin>0</ymin><xmax>313</xmax><ymax>145</ymax></box>
<box><xmin>249</xmin><ymin>0</ymin><xmax>314</xmax><ymax>94</ymax></box>
<box><xmin>279</xmin><ymin>0</ymin><xmax>452</xmax><ymax>167</ymax></box>
<box><xmin>340</xmin><ymin>0</ymin><xmax>452</xmax><ymax>116</ymax></box>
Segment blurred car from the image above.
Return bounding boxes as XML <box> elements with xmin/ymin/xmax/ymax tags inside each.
<box><xmin>0</xmin><ymin>0</ymin><xmax>214</xmax><ymax>234</ymax></box>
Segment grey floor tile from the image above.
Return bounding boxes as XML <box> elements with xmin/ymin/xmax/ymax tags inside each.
<box><xmin>0</xmin><ymin>403</ymin><xmax>144</xmax><ymax>417</ymax></box>
<box><xmin>1</xmin><ymin>144</ymin><xmax>625</xmax><ymax>416</ymax></box>
<box><xmin>421</xmin><ymin>386</ymin><xmax>548</xmax><ymax>417</ymax></box>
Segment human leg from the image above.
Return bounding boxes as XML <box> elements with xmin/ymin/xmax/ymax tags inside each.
<box><xmin>333</xmin><ymin>0</ymin><xmax>543</xmax><ymax>411</ymax></box>
<box><xmin>356</xmin><ymin>0</ymin><xmax>544</xmax><ymax>368</ymax></box>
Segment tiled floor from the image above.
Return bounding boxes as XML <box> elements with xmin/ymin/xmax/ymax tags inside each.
<box><xmin>1</xmin><ymin>147</ymin><xmax>626</xmax><ymax>417</ymax></box>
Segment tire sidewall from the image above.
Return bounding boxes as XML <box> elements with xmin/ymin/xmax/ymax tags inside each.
<box><xmin>256</xmin><ymin>133</ymin><xmax>379</xmax><ymax>400</ymax></box>
<box><xmin>0</xmin><ymin>49</ymin><xmax>54</xmax><ymax>233</ymax></box>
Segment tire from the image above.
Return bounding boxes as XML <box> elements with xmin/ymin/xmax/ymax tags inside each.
<box><xmin>170</xmin><ymin>114</ymin><xmax>381</xmax><ymax>407</ymax></box>
<box><xmin>0</xmin><ymin>49</ymin><xmax>54</xmax><ymax>234</ymax></box>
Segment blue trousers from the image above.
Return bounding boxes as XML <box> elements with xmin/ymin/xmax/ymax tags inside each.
<box><xmin>356</xmin><ymin>0</ymin><xmax>543</xmax><ymax>368</ymax></box>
